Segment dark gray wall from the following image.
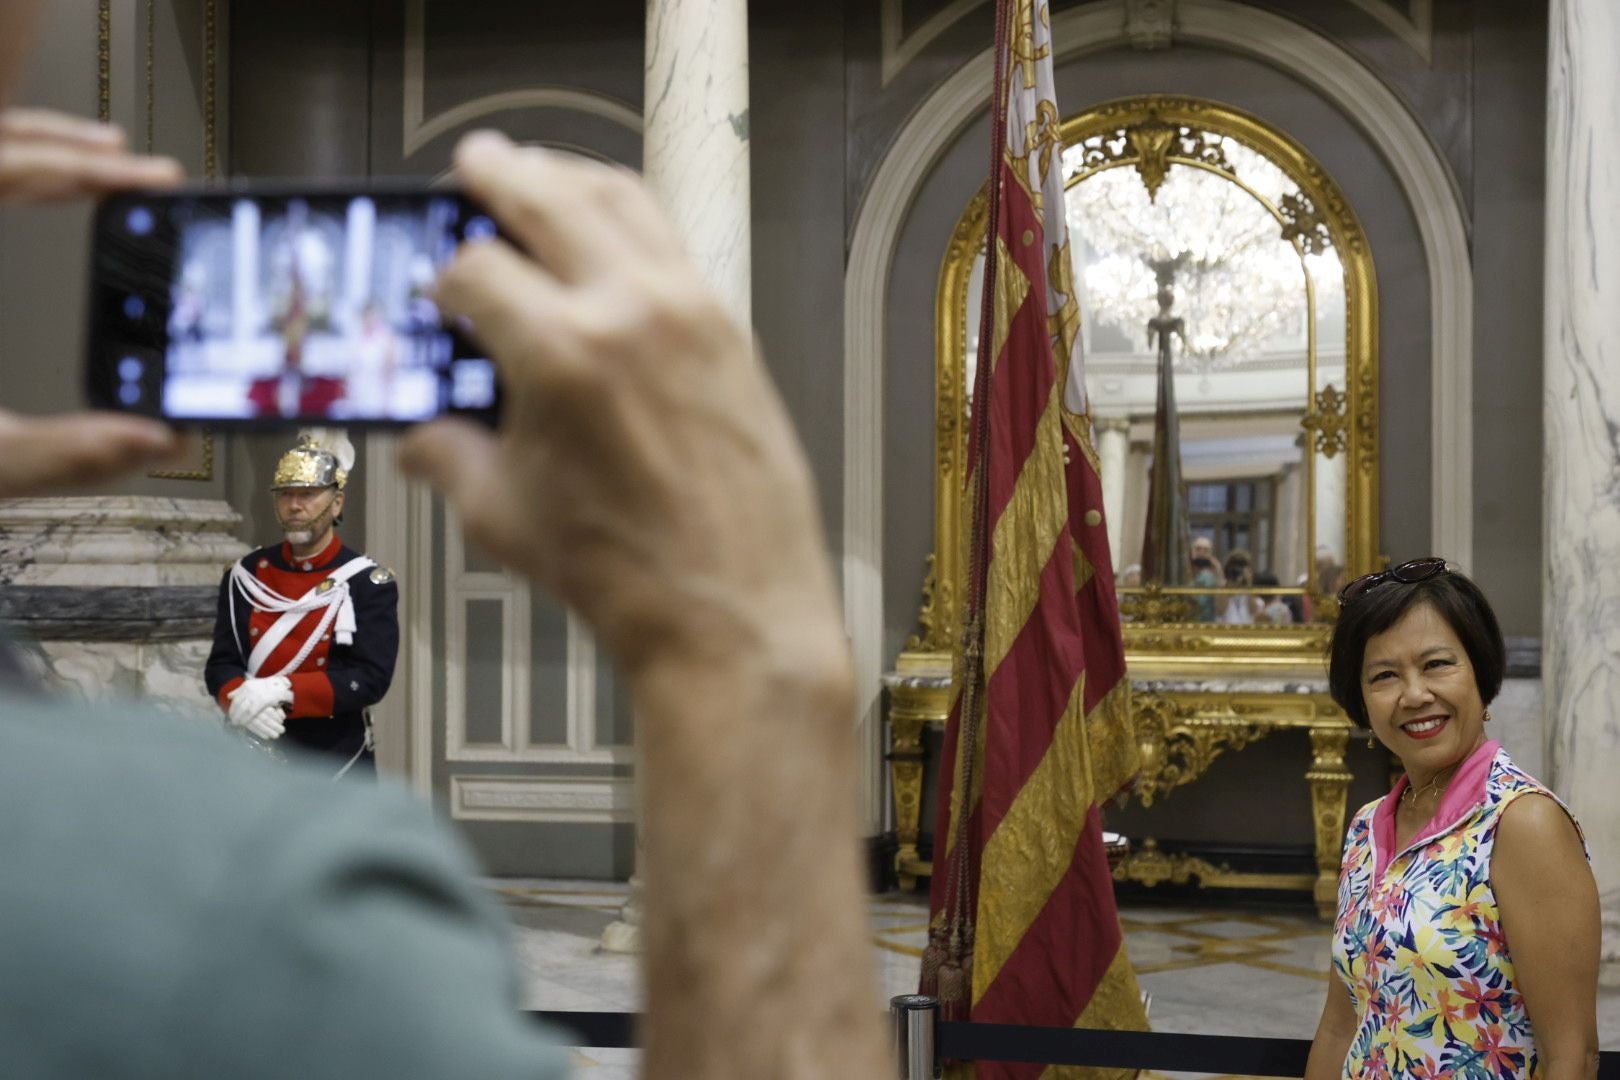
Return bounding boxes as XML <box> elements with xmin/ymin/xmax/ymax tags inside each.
<box><xmin>226</xmin><ymin>1</ymin><xmax>374</xmax><ymax>550</ymax></box>
<box><xmin>753</xmin><ymin>6</ymin><xmax>849</xmax><ymax>540</ymax></box>
<box><xmin>1469</xmin><ymin>0</ymin><xmax>1547</xmax><ymax>637</ymax></box>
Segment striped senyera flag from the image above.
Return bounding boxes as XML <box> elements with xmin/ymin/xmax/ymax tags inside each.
<box><xmin>921</xmin><ymin>1</ymin><xmax>1148</xmax><ymax>1076</ymax></box>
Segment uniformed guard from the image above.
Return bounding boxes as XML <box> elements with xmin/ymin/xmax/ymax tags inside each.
<box><xmin>205</xmin><ymin>430</ymin><xmax>399</xmax><ymax>778</ymax></box>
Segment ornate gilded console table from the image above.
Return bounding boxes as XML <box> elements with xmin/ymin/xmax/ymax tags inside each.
<box><xmin>884</xmin><ymin>664</ymin><xmax>1355</xmax><ymax>919</ymax></box>
<box><xmin>882</xmin><ymin>652</ymin><xmax>954</xmax><ymax>892</ymax></box>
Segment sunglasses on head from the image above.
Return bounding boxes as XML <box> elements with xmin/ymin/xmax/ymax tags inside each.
<box><xmin>1337</xmin><ymin>557</ymin><xmax>1451</xmax><ymax>606</ymax></box>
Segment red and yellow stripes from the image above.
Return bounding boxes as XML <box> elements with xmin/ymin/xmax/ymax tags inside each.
<box><xmin>927</xmin><ymin>1</ymin><xmax>1146</xmax><ymax>1075</ymax></box>
<box><xmin>929</xmin><ymin>130</ymin><xmax>1146</xmax><ymax>1080</ymax></box>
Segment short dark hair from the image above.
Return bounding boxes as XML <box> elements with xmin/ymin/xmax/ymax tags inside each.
<box><xmin>1327</xmin><ymin>567</ymin><xmax>1505</xmax><ymax>728</ymax></box>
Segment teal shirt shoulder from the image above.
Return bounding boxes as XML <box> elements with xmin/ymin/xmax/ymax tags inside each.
<box><xmin>0</xmin><ymin>694</ymin><xmax>570</xmax><ymax>1080</ymax></box>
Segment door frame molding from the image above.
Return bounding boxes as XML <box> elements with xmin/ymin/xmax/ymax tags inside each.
<box><xmin>365</xmin><ymin>434</ymin><xmax>434</xmax><ymax>797</ymax></box>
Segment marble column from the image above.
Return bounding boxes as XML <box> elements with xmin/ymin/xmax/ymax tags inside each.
<box><xmin>1544</xmin><ymin>0</ymin><xmax>1620</xmax><ymax>987</ymax></box>
<box><xmin>1312</xmin><ymin>440</ymin><xmax>1346</xmax><ymax>569</ymax></box>
<box><xmin>642</xmin><ymin>0</ymin><xmax>752</xmax><ymax>321</ymax></box>
<box><xmin>0</xmin><ymin>497</ymin><xmax>248</xmax><ymax>716</ymax></box>
<box><xmin>1095</xmin><ymin>417</ymin><xmax>1130</xmax><ymax>571</ymax></box>
<box><xmin>1274</xmin><ymin>459</ymin><xmax>1303</xmax><ymax>587</ymax></box>
<box><xmin>601</xmin><ymin>0</ymin><xmax>752</xmax><ymax>955</ymax></box>
<box><xmin>1119</xmin><ymin>438</ymin><xmax>1152</xmax><ymax>575</ymax></box>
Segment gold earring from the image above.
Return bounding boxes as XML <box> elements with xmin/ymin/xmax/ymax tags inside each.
<box><xmin>1483</xmin><ymin>708</ymin><xmax>1492</xmax><ymax>723</ymax></box>
<box><xmin>1365</xmin><ymin>731</ymin><xmax>1376</xmax><ymax>749</ymax></box>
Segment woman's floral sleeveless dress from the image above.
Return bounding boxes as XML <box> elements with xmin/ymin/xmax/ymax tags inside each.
<box><xmin>1330</xmin><ymin>744</ymin><xmax>1586</xmax><ymax>1079</ymax></box>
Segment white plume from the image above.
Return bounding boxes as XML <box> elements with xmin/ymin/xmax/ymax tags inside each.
<box><xmin>298</xmin><ymin>427</ymin><xmax>356</xmax><ymax>475</ymax></box>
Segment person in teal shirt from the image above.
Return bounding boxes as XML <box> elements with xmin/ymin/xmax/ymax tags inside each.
<box><xmin>0</xmin><ymin>4</ymin><xmax>891</xmax><ymax>1076</ymax></box>
<box><xmin>0</xmin><ymin>693</ymin><xmax>572</xmax><ymax>1079</ymax></box>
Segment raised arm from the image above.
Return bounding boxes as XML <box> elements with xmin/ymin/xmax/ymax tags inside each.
<box><xmin>402</xmin><ymin>131</ymin><xmax>889</xmax><ymax>1080</ymax></box>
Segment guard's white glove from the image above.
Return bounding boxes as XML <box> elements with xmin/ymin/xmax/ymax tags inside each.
<box><xmin>242</xmin><ymin>706</ymin><xmax>286</xmax><ymax>742</ymax></box>
<box><xmin>227</xmin><ymin>676</ymin><xmax>292</xmax><ymax>740</ymax></box>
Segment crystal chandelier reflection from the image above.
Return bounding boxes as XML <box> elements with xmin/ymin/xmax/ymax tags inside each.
<box><xmin>1067</xmin><ymin>161</ymin><xmax>1306</xmax><ymax>367</ymax></box>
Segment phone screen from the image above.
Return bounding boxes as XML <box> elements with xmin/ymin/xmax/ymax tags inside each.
<box><xmin>87</xmin><ymin>188</ymin><xmax>499</xmax><ymax>427</ymax></box>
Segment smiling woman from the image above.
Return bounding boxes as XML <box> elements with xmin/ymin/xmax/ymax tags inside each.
<box><xmin>1306</xmin><ymin>564</ymin><xmax>1602</xmax><ymax>1080</ymax></box>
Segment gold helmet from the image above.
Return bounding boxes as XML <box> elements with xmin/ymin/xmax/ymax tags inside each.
<box><xmin>270</xmin><ymin>428</ymin><xmax>355</xmax><ymax>491</ymax></box>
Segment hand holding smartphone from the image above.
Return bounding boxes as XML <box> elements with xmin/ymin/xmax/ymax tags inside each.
<box><xmin>85</xmin><ymin>184</ymin><xmax>500</xmax><ymax>428</ymax></box>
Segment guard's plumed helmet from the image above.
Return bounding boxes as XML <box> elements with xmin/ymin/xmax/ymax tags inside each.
<box><xmin>270</xmin><ymin>428</ymin><xmax>355</xmax><ymax>491</ymax></box>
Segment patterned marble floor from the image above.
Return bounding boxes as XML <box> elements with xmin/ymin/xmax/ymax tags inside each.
<box><xmin>493</xmin><ymin>880</ymin><xmax>1620</xmax><ymax>1079</ymax></box>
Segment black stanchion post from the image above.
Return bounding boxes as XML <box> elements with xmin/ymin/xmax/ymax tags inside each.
<box><xmin>890</xmin><ymin>995</ymin><xmax>940</xmax><ymax>1080</ymax></box>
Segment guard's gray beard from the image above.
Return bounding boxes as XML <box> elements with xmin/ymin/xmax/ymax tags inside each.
<box><xmin>277</xmin><ymin>494</ymin><xmax>337</xmax><ymax>549</ymax></box>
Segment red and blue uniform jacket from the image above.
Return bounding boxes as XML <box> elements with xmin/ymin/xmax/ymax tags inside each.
<box><xmin>204</xmin><ymin>534</ymin><xmax>398</xmax><ymax>759</ymax></box>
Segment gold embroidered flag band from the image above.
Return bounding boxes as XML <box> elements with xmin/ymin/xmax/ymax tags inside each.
<box><xmin>919</xmin><ymin>2</ymin><xmax>1149</xmax><ymax>1076</ymax></box>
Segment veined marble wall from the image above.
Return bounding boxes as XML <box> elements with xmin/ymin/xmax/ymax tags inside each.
<box><xmin>0</xmin><ymin>497</ymin><xmax>247</xmax><ymax>721</ymax></box>
<box><xmin>1544</xmin><ymin>0</ymin><xmax>1620</xmax><ymax>986</ymax></box>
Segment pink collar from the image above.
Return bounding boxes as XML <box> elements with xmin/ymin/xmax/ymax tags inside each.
<box><xmin>1372</xmin><ymin>738</ymin><xmax>1499</xmax><ymax>883</ymax></box>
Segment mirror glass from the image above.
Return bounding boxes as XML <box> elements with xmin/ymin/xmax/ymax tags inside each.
<box><xmin>963</xmin><ymin>132</ymin><xmax>1349</xmax><ymax>624</ymax></box>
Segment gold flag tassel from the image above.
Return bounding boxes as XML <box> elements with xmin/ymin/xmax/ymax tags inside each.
<box><xmin>921</xmin><ymin>609</ymin><xmax>986</xmax><ymax>1021</ymax></box>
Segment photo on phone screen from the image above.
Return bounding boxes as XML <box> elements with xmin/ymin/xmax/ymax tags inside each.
<box><xmin>87</xmin><ymin>188</ymin><xmax>499</xmax><ymax>427</ymax></box>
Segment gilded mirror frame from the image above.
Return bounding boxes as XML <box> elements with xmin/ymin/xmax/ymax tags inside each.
<box><xmin>918</xmin><ymin>95</ymin><xmax>1379</xmax><ymax>672</ymax></box>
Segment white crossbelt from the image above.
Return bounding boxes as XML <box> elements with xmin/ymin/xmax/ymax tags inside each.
<box><xmin>230</xmin><ymin>556</ymin><xmax>376</xmax><ymax>678</ymax></box>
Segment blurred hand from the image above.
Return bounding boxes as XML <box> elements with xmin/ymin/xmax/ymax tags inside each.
<box><xmin>0</xmin><ymin>412</ymin><xmax>184</xmax><ymax>497</ymax></box>
<box><xmin>0</xmin><ymin>107</ymin><xmax>185</xmax><ymax>493</ymax></box>
<box><xmin>0</xmin><ymin>107</ymin><xmax>181</xmax><ymax>202</ymax></box>
<box><xmin>401</xmin><ymin>132</ymin><xmax>841</xmax><ymax>675</ymax></box>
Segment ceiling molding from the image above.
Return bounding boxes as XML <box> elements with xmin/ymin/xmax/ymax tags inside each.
<box><xmin>402</xmin><ymin>0</ymin><xmax>642</xmax><ymax>159</ymax></box>
<box><xmin>881</xmin><ymin>0</ymin><xmax>986</xmax><ymax>87</ymax></box>
<box><xmin>1343</xmin><ymin>0</ymin><xmax>1433</xmax><ymax>65</ymax></box>
<box><xmin>878</xmin><ymin>0</ymin><xmax>1435</xmax><ymax>84</ymax></box>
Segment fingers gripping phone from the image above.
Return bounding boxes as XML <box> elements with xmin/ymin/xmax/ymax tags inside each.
<box><xmin>85</xmin><ymin>184</ymin><xmax>499</xmax><ymax>428</ymax></box>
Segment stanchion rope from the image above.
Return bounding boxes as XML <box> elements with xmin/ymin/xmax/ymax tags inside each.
<box><xmin>530</xmin><ymin>1010</ymin><xmax>1620</xmax><ymax>1077</ymax></box>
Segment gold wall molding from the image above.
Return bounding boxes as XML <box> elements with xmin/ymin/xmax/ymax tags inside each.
<box><xmin>203</xmin><ymin>0</ymin><xmax>216</xmax><ymax>181</ymax></box>
<box><xmin>98</xmin><ymin>0</ymin><xmax>218</xmax><ymax>481</ymax></box>
<box><xmin>97</xmin><ymin>1</ymin><xmax>112</xmax><ymax>122</ymax></box>
<box><xmin>144</xmin><ymin>0</ymin><xmax>154</xmax><ymax>152</ymax></box>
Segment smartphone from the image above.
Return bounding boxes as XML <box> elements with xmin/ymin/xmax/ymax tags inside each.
<box><xmin>85</xmin><ymin>183</ymin><xmax>500</xmax><ymax>428</ymax></box>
